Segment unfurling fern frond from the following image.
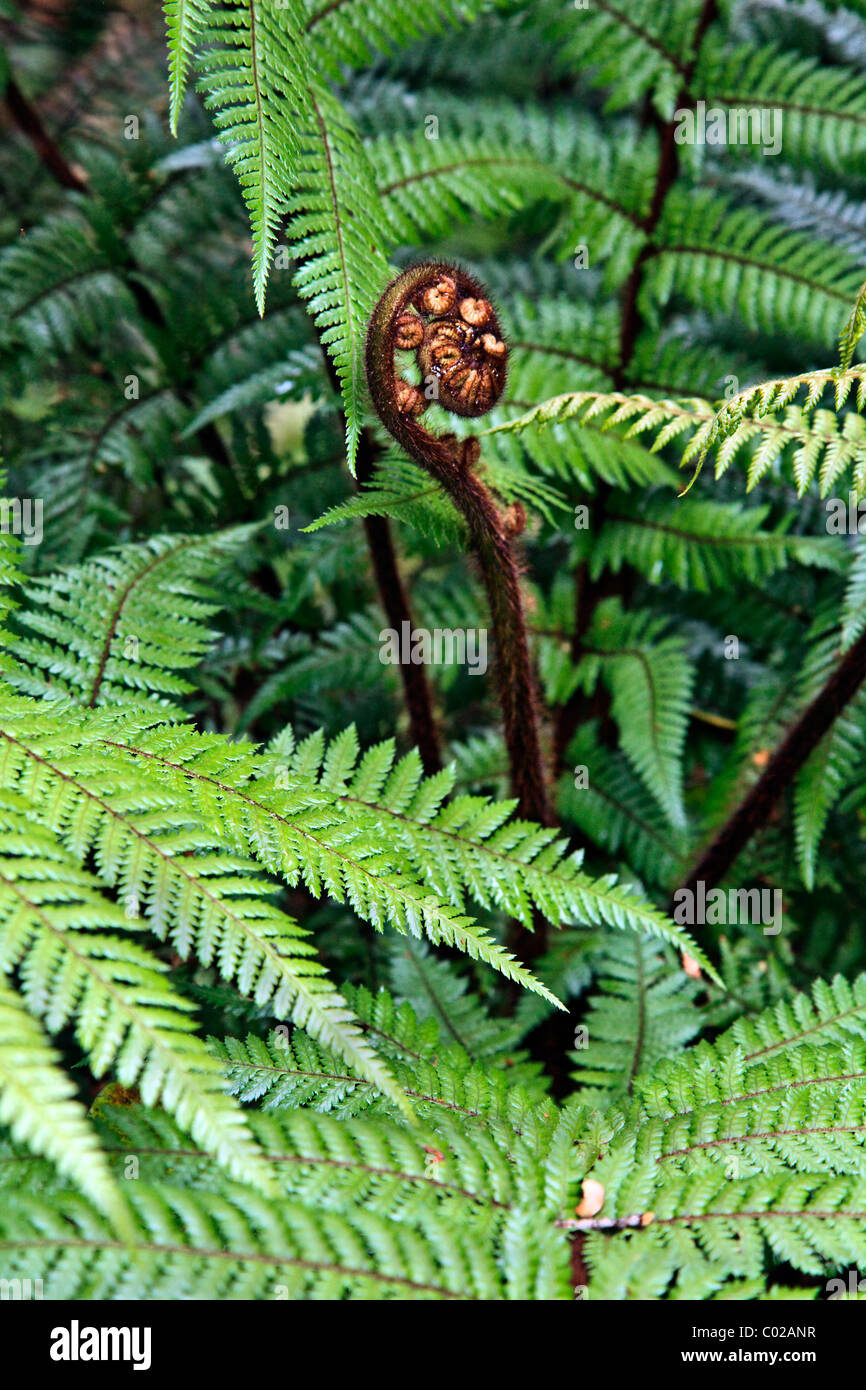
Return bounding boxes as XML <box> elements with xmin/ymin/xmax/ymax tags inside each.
<box><xmin>14</xmin><ymin>0</ymin><xmax>866</xmax><ymax>1309</ymax></box>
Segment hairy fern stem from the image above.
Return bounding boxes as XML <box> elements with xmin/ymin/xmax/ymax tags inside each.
<box><xmin>365</xmin><ymin>263</ymin><xmax>551</xmax><ymax>837</ymax></box>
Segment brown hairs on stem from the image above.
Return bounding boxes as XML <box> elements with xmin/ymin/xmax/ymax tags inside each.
<box><xmin>366</xmin><ymin>264</ymin><xmax>552</xmax><ymax>962</ymax></box>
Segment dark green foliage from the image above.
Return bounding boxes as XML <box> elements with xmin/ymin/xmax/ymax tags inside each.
<box><xmin>2</xmin><ymin>0</ymin><xmax>866</xmax><ymax>1302</ymax></box>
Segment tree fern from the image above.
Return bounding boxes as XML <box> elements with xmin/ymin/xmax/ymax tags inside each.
<box><xmin>9</xmin><ymin>0</ymin><xmax>866</xmax><ymax>1310</ymax></box>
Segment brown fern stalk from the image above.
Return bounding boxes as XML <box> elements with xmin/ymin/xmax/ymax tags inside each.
<box><xmin>312</xmin><ymin>319</ymin><xmax>443</xmax><ymax>775</ymax></box>
<box><xmin>670</xmin><ymin>624</ymin><xmax>866</xmax><ymax>913</ymax></box>
<box><xmin>365</xmin><ymin>263</ymin><xmax>552</xmax><ymax>849</ymax></box>
<box><xmin>3</xmin><ymin>72</ymin><xmax>88</xmax><ymax>194</ymax></box>
<box><xmin>355</xmin><ymin>430</ymin><xmax>442</xmax><ymax>775</ymax></box>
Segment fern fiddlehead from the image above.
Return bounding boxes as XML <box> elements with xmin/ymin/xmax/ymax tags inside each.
<box><xmin>365</xmin><ymin>264</ymin><xmax>552</xmax><ymax>868</ymax></box>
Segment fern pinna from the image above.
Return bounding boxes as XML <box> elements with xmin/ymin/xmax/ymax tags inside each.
<box><xmin>2</xmin><ymin>0</ymin><xmax>866</xmax><ymax>1304</ymax></box>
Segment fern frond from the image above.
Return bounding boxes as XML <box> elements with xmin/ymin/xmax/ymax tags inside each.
<box><xmin>0</xmin><ymin>795</ymin><xmax>272</xmax><ymax>1192</ymax></box>
<box><xmin>0</xmin><ymin>1177</ymin><xmax>506</xmax><ymax>1299</ymax></box>
<box><xmin>288</xmin><ymin>86</ymin><xmax>391</xmax><ymax>469</ymax></box>
<box><xmin>570</xmin><ymin>936</ymin><xmax>702</xmax><ymax>1100</ymax></box>
<box><xmin>164</xmin><ymin>0</ymin><xmax>215</xmax><ymax>132</ymax></box>
<box><xmin>793</xmin><ymin>688</ymin><xmax>866</xmax><ymax>890</ymax></box>
<box><xmin>1</xmin><ymin>528</ymin><xmax>259</xmax><ymax>712</ymax></box>
<box><xmin>651</xmin><ymin>194</ymin><xmax>862</xmax><ymax>350</ymax></box>
<box><xmin>488</xmin><ymin>380</ymin><xmax>866</xmax><ymax>500</ymax></box>
<box><xmin>305</xmin><ymin>0</ymin><xmax>515</xmax><ymax>76</ymax></box>
<box><xmin>699</xmin><ymin>39</ymin><xmax>866</xmax><ymax>177</ymax></box>
<box><xmin>0</xmin><ymin>699</ymin><xmax>411</xmax><ymax>1116</ymax></box>
<box><xmin>569</xmin><ymin>601</ymin><xmax>694</xmax><ymax>828</ymax></box>
<box><xmin>590</xmin><ymin>493</ymin><xmax>836</xmax><ymax>592</ymax></box>
<box><xmin>387</xmin><ymin>936</ymin><xmax>526</xmax><ymax>1063</ymax></box>
<box><xmin>535</xmin><ymin>0</ymin><xmax>693</xmax><ymax>111</ymax></box>
<box><xmin>690</xmin><ymin>367</ymin><xmax>866</xmax><ymax>495</ymax></box>
<box><xmin>557</xmin><ymin>725</ymin><xmax>688</xmax><ymax>889</ymax></box>
<box><xmin>841</xmin><ymin>277</ymin><xmax>866</xmax><ymax>371</ymax></box>
<box><xmin>368</xmin><ymin>103</ymin><xmax>650</xmax><ymax>273</ymax></box>
<box><xmin>213</xmin><ymin>981</ymin><xmax>549</xmax><ymax>1125</ymax></box>
<box><xmin>370</xmin><ymin>129</ymin><xmax>564</xmax><ymax>246</ymax></box>
<box><xmin>0</xmin><ymin>212</ymin><xmax>130</xmax><ymax>353</ymax></box>
<box><xmin>576</xmin><ymin>976</ymin><xmax>866</xmax><ymax>1296</ymax></box>
<box><xmin>102</xmin><ymin>719</ymin><xmax>719</xmax><ymax>979</ymax></box>
<box><xmin>196</xmin><ymin>0</ymin><xmax>310</xmax><ymax>312</ymax></box>
<box><xmin>584</xmin><ymin>1171</ymin><xmax>866</xmax><ymax>1299</ymax></box>
<box><xmin>0</xmin><ymin>975</ymin><xmax>129</xmax><ymax>1231</ymax></box>
<box><xmin>304</xmin><ymin>452</ymin><xmax>465</xmax><ymax>546</ymax></box>
<box><xmin>842</xmin><ymin>542</ymin><xmax>866</xmax><ymax>649</ymax></box>
<box><xmin>485</xmin><ymin>380</ymin><xmax>681</xmax><ymax>493</ymax></box>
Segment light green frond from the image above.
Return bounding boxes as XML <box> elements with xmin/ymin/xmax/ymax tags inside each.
<box><xmin>0</xmin><ymin>796</ymin><xmax>272</xmax><ymax>1193</ymax></box>
<box><xmin>579</xmin><ymin>977</ymin><xmax>866</xmax><ymax>1297</ymax></box>
<box><xmin>288</xmin><ymin>86</ymin><xmax>392</xmax><ymax>469</ymax></box>
<box><xmin>196</xmin><ymin>0</ymin><xmax>310</xmax><ymax>313</ymax></box>
<box><xmin>101</xmin><ymin>719</ymin><xmax>719</xmax><ymax>980</ymax></box>
<box><xmin>840</xmin><ymin>278</ymin><xmax>866</xmax><ymax>371</ymax></box>
<box><xmin>164</xmin><ymin>0</ymin><xmax>215</xmax><ymax>132</ymax></box>
<box><xmin>0</xmin><ymin>699</ymin><xmax>410</xmax><ymax>1117</ymax></box>
<box><xmin>488</xmin><ymin>380</ymin><xmax>866</xmax><ymax>500</ymax></box>
<box><xmin>0</xmin><ymin>975</ymin><xmax>129</xmax><ymax>1232</ymax></box>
